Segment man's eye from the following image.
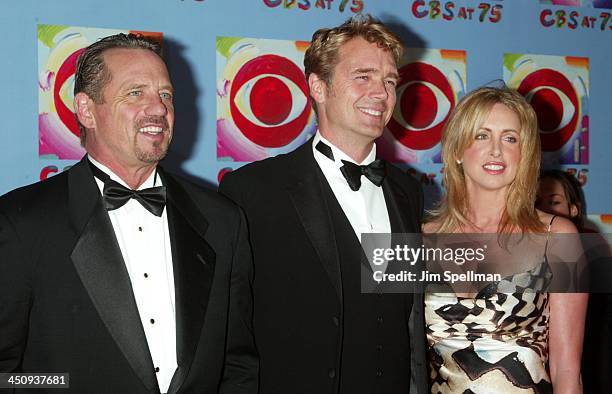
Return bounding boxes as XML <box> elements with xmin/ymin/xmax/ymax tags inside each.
<box><xmin>128</xmin><ymin>90</ymin><xmax>142</xmax><ymax>97</ymax></box>
<box><xmin>385</xmin><ymin>80</ymin><xmax>397</xmax><ymax>87</ymax></box>
<box><xmin>160</xmin><ymin>92</ymin><xmax>173</xmax><ymax>100</ymax></box>
<box><xmin>356</xmin><ymin>75</ymin><xmax>369</xmax><ymax>81</ymax></box>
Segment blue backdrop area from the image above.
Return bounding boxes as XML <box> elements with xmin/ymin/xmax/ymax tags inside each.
<box><xmin>1</xmin><ymin>0</ymin><xmax>610</xmax><ymax>217</ymax></box>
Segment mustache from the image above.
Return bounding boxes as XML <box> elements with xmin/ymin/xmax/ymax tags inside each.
<box><xmin>135</xmin><ymin>116</ymin><xmax>170</xmax><ymax>130</ymax></box>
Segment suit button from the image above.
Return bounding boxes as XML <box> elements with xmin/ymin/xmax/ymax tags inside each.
<box><xmin>377</xmin><ymin>316</ymin><xmax>383</xmax><ymax>325</ymax></box>
<box><xmin>376</xmin><ymin>344</ymin><xmax>383</xmax><ymax>351</ymax></box>
<box><xmin>376</xmin><ymin>370</ymin><xmax>383</xmax><ymax>378</ymax></box>
<box><xmin>328</xmin><ymin>369</ymin><xmax>336</xmax><ymax>378</ymax></box>
<box><xmin>332</xmin><ymin>316</ymin><xmax>339</xmax><ymax>326</ymax></box>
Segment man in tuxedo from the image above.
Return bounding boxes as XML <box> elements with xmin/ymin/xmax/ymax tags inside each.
<box><xmin>220</xmin><ymin>16</ymin><xmax>427</xmax><ymax>394</ymax></box>
<box><xmin>0</xmin><ymin>34</ymin><xmax>257</xmax><ymax>393</ymax></box>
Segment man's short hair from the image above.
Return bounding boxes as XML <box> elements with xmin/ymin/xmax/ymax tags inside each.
<box><xmin>304</xmin><ymin>15</ymin><xmax>404</xmax><ymax>86</ymax></box>
<box><xmin>73</xmin><ymin>33</ymin><xmax>162</xmax><ymax>145</ymax></box>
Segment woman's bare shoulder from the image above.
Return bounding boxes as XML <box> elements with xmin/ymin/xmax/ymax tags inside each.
<box><xmin>422</xmin><ymin>220</ymin><xmax>442</xmax><ymax>234</ymax></box>
<box><xmin>536</xmin><ymin>209</ymin><xmax>578</xmax><ymax>234</ymax></box>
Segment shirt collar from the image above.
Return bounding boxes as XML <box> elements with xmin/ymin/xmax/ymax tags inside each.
<box><xmin>312</xmin><ymin>130</ymin><xmax>377</xmax><ymax>167</ymax></box>
<box><xmin>87</xmin><ymin>155</ymin><xmax>160</xmax><ymax>190</ymax></box>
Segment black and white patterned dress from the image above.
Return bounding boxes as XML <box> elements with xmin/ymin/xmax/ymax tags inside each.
<box><xmin>425</xmin><ymin>244</ymin><xmax>554</xmax><ymax>393</ymax></box>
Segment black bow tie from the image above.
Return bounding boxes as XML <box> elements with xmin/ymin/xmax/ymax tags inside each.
<box><xmin>316</xmin><ymin>140</ymin><xmax>386</xmax><ymax>191</ymax></box>
<box><xmin>89</xmin><ymin>161</ymin><xmax>167</xmax><ymax>217</ymax></box>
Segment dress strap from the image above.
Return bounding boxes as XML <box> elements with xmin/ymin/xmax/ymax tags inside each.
<box><xmin>544</xmin><ymin>215</ymin><xmax>557</xmax><ymax>260</ymax></box>
<box><xmin>546</xmin><ymin>215</ymin><xmax>557</xmax><ymax>233</ymax></box>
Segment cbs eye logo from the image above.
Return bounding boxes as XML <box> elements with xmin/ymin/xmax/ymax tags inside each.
<box><xmin>38</xmin><ymin>24</ymin><xmax>90</xmax><ymax>160</ymax></box>
<box><xmin>379</xmin><ymin>49</ymin><xmax>466</xmax><ymax>164</ymax></box>
<box><xmin>517</xmin><ymin>68</ymin><xmax>580</xmax><ymax>152</ymax></box>
<box><xmin>504</xmin><ymin>53</ymin><xmax>589</xmax><ymax>164</ymax></box>
<box><xmin>51</xmin><ymin>48</ymin><xmax>84</xmax><ymax>141</ymax></box>
<box><xmin>387</xmin><ymin>61</ymin><xmax>455</xmax><ymax>151</ymax></box>
<box><xmin>217</xmin><ymin>38</ymin><xmax>316</xmax><ymax>162</ymax></box>
<box><xmin>230</xmin><ymin>54</ymin><xmax>310</xmax><ymax>147</ymax></box>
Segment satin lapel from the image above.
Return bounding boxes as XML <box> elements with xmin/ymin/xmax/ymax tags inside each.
<box><xmin>382</xmin><ymin>175</ymin><xmax>412</xmax><ymax>234</ymax></box>
<box><xmin>68</xmin><ymin>158</ymin><xmax>159</xmax><ymax>393</ymax></box>
<box><xmin>286</xmin><ymin>143</ymin><xmax>342</xmax><ymax>301</ymax></box>
<box><xmin>160</xmin><ymin>170</ymin><xmax>215</xmax><ymax>394</ymax></box>
<box><xmin>382</xmin><ymin>170</ymin><xmax>423</xmax><ymax>295</ymax></box>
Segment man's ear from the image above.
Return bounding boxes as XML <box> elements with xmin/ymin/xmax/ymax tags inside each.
<box><xmin>308</xmin><ymin>73</ymin><xmax>327</xmax><ymax>105</ymax></box>
<box><xmin>74</xmin><ymin>92</ymin><xmax>96</xmax><ymax>129</ymax></box>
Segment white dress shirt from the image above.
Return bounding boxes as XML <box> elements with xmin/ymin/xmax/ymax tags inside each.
<box><xmin>89</xmin><ymin>156</ymin><xmax>177</xmax><ymax>393</ymax></box>
<box><xmin>312</xmin><ymin>132</ymin><xmax>391</xmax><ymax>242</ymax></box>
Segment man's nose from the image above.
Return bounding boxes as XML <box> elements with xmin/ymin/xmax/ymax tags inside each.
<box><xmin>145</xmin><ymin>94</ymin><xmax>168</xmax><ymax>116</ymax></box>
<box><xmin>370</xmin><ymin>79</ymin><xmax>390</xmax><ymax>100</ymax></box>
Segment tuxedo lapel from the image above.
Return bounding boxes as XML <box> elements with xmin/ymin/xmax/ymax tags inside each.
<box><xmin>161</xmin><ymin>170</ymin><xmax>215</xmax><ymax>394</ymax></box>
<box><xmin>286</xmin><ymin>143</ymin><xmax>342</xmax><ymax>301</ymax></box>
<box><xmin>68</xmin><ymin>158</ymin><xmax>159</xmax><ymax>393</ymax></box>
<box><xmin>382</xmin><ymin>173</ymin><xmax>413</xmax><ymax>234</ymax></box>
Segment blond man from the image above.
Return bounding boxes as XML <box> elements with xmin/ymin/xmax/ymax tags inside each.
<box><xmin>221</xmin><ymin>16</ymin><xmax>427</xmax><ymax>394</ymax></box>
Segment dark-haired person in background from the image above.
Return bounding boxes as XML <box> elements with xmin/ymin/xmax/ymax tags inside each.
<box><xmin>537</xmin><ymin>169</ymin><xmax>585</xmax><ymax>232</ymax></box>
<box><xmin>0</xmin><ymin>34</ymin><xmax>257</xmax><ymax>393</ymax></box>
<box><xmin>537</xmin><ymin>169</ymin><xmax>612</xmax><ymax>393</ymax></box>
<box><xmin>220</xmin><ymin>16</ymin><xmax>427</xmax><ymax>394</ymax></box>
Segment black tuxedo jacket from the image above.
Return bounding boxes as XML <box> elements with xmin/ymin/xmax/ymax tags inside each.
<box><xmin>0</xmin><ymin>158</ymin><xmax>257</xmax><ymax>394</ymax></box>
<box><xmin>220</xmin><ymin>141</ymin><xmax>428</xmax><ymax>394</ymax></box>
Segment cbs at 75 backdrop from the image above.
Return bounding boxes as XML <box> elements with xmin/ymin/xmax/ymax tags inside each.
<box><xmin>1</xmin><ymin>0</ymin><xmax>611</xmax><ymax>230</ymax></box>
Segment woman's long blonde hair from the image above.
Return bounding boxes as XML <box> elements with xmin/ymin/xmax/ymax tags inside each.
<box><xmin>430</xmin><ymin>86</ymin><xmax>545</xmax><ymax>234</ymax></box>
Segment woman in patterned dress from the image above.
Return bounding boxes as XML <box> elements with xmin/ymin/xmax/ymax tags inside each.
<box><xmin>423</xmin><ymin>87</ymin><xmax>587</xmax><ymax>393</ymax></box>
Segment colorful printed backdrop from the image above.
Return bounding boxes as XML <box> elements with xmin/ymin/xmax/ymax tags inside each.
<box><xmin>216</xmin><ymin>37</ymin><xmax>316</xmax><ymax>162</ymax></box>
<box><xmin>541</xmin><ymin>0</ymin><xmax>612</xmax><ymax>8</ymax></box>
<box><xmin>378</xmin><ymin>48</ymin><xmax>467</xmax><ymax>164</ymax></box>
<box><xmin>504</xmin><ymin>53</ymin><xmax>589</xmax><ymax>165</ymax></box>
<box><xmin>2</xmin><ymin>0</ymin><xmax>611</xmax><ymax>217</ymax></box>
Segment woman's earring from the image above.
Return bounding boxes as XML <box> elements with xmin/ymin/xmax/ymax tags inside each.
<box><xmin>456</xmin><ymin>159</ymin><xmax>463</xmax><ymax>165</ymax></box>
